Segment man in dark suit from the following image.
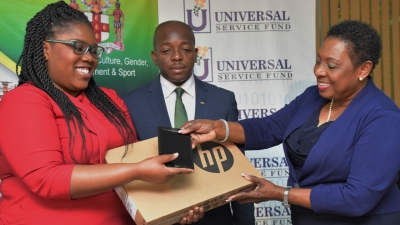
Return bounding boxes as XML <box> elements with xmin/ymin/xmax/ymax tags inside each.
<box><xmin>121</xmin><ymin>21</ymin><xmax>255</xmax><ymax>225</ymax></box>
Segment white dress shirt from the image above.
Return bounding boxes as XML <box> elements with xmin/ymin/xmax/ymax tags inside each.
<box><xmin>160</xmin><ymin>75</ymin><xmax>196</xmax><ymax>127</ymax></box>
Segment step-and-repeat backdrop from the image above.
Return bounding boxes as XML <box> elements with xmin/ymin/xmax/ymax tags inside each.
<box><xmin>158</xmin><ymin>0</ymin><xmax>315</xmax><ymax>224</ymax></box>
<box><xmin>1</xmin><ymin>0</ymin><xmax>315</xmax><ymax>224</ymax></box>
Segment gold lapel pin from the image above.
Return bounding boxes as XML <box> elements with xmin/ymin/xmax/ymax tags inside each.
<box><xmin>200</xmin><ymin>101</ymin><xmax>205</xmax><ymax>104</ymax></box>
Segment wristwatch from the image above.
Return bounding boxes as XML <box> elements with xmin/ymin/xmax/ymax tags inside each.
<box><xmin>282</xmin><ymin>186</ymin><xmax>292</xmax><ymax>208</ymax></box>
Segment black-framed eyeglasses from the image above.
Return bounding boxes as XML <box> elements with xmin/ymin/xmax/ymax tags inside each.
<box><xmin>45</xmin><ymin>40</ymin><xmax>105</xmax><ymax>59</ymax></box>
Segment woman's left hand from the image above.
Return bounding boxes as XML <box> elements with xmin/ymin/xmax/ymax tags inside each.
<box><xmin>178</xmin><ymin>206</ymin><xmax>204</xmax><ymax>224</ymax></box>
<box><xmin>226</xmin><ymin>173</ymin><xmax>279</xmax><ymax>204</ymax></box>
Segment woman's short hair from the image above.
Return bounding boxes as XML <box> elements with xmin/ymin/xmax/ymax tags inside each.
<box><xmin>326</xmin><ymin>19</ymin><xmax>382</xmax><ymax>71</ymax></box>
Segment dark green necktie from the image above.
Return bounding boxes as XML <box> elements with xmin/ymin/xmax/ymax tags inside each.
<box><xmin>174</xmin><ymin>87</ymin><xmax>188</xmax><ymax>128</ymax></box>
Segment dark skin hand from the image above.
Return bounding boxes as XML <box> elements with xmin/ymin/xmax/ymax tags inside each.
<box><xmin>226</xmin><ymin>173</ymin><xmax>312</xmax><ymax>209</ymax></box>
<box><xmin>226</xmin><ymin>173</ymin><xmax>284</xmax><ymax>204</ymax></box>
<box><xmin>179</xmin><ymin>119</ymin><xmax>246</xmax><ymax>148</ymax></box>
<box><xmin>71</xmin><ymin>153</ymin><xmax>194</xmax><ymax>198</ymax></box>
<box><xmin>133</xmin><ymin>153</ymin><xmax>193</xmax><ymax>183</ymax></box>
<box><xmin>179</xmin><ymin>207</ymin><xmax>204</xmax><ymax>224</ymax></box>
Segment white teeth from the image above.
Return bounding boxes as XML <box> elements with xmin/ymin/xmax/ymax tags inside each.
<box><xmin>77</xmin><ymin>68</ymin><xmax>90</xmax><ymax>74</ymax></box>
<box><xmin>318</xmin><ymin>83</ymin><xmax>329</xmax><ymax>86</ymax></box>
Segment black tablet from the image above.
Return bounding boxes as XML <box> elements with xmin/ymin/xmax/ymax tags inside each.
<box><xmin>158</xmin><ymin>126</ymin><xmax>194</xmax><ymax>169</ymax></box>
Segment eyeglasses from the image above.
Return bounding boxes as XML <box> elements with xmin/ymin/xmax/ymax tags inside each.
<box><xmin>45</xmin><ymin>40</ymin><xmax>105</xmax><ymax>59</ymax></box>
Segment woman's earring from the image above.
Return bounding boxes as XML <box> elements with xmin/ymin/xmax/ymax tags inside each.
<box><xmin>358</xmin><ymin>77</ymin><xmax>363</xmax><ymax>81</ymax></box>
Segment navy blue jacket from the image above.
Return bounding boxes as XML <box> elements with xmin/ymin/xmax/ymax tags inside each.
<box><xmin>239</xmin><ymin>79</ymin><xmax>400</xmax><ymax>223</ymax></box>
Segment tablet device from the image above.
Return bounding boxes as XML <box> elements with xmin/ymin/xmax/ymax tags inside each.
<box><xmin>158</xmin><ymin>126</ymin><xmax>194</xmax><ymax>169</ymax></box>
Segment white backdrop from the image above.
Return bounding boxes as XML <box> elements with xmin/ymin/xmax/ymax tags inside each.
<box><xmin>158</xmin><ymin>0</ymin><xmax>316</xmax><ymax>224</ymax></box>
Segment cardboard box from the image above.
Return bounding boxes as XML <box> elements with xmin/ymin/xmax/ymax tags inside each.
<box><xmin>105</xmin><ymin>137</ymin><xmax>262</xmax><ymax>225</ymax></box>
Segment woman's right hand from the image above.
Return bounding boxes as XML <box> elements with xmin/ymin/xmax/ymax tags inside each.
<box><xmin>179</xmin><ymin>119</ymin><xmax>220</xmax><ymax>148</ymax></box>
<box><xmin>135</xmin><ymin>153</ymin><xmax>194</xmax><ymax>184</ymax></box>
<box><xmin>180</xmin><ymin>119</ymin><xmax>246</xmax><ymax>148</ymax></box>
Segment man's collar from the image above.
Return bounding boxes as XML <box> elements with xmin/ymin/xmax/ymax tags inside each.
<box><xmin>160</xmin><ymin>74</ymin><xmax>195</xmax><ymax>99</ymax></box>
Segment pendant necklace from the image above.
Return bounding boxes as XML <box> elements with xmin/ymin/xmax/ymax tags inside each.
<box><xmin>326</xmin><ymin>99</ymin><xmax>334</xmax><ymax>122</ymax></box>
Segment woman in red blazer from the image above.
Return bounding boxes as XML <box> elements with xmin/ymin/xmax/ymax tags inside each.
<box><xmin>0</xmin><ymin>2</ymin><xmax>202</xmax><ymax>224</ymax></box>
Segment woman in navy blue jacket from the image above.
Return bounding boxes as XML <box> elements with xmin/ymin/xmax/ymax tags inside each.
<box><xmin>180</xmin><ymin>20</ymin><xmax>400</xmax><ymax>224</ymax></box>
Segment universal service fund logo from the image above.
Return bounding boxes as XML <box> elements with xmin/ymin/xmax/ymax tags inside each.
<box><xmin>194</xmin><ymin>46</ymin><xmax>213</xmax><ymax>82</ymax></box>
<box><xmin>214</xmin><ymin>8</ymin><xmax>293</xmax><ymax>82</ymax></box>
<box><xmin>184</xmin><ymin>0</ymin><xmax>211</xmax><ymax>33</ymax></box>
<box><xmin>193</xmin><ymin>142</ymin><xmax>234</xmax><ymax>173</ymax></box>
<box><xmin>215</xmin><ymin>9</ymin><xmax>291</xmax><ymax>33</ymax></box>
<box><xmin>217</xmin><ymin>59</ymin><xmax>293</xmax><ymax>82</ymax></box>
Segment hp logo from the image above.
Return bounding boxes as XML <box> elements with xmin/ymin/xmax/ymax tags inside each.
<box><xmin>193</xmin><ymin>141</ymin><xmax>234</xmax><ymax>173</ymax></box>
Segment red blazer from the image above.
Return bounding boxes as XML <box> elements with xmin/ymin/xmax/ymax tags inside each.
<box><xmin>0</xmin><ymin>83</ymin><xmax>136</xmax><ymax>225</ymax></box>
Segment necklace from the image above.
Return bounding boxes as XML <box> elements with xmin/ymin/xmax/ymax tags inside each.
<box><xmin>326</xmin><ymin>99</ymin><xmax>334</xmax><ymax>122</ymax></box>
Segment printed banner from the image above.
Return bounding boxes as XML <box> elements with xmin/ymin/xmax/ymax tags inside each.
<box><xmin>0</xmin><ymin>0</ymin><xmax>158</xmax><ymax>99</ymax></box>
<box><xmin>158</xmin><ymin>0</ymin><xmax>316</xmax><ymax>224</ymax></box>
